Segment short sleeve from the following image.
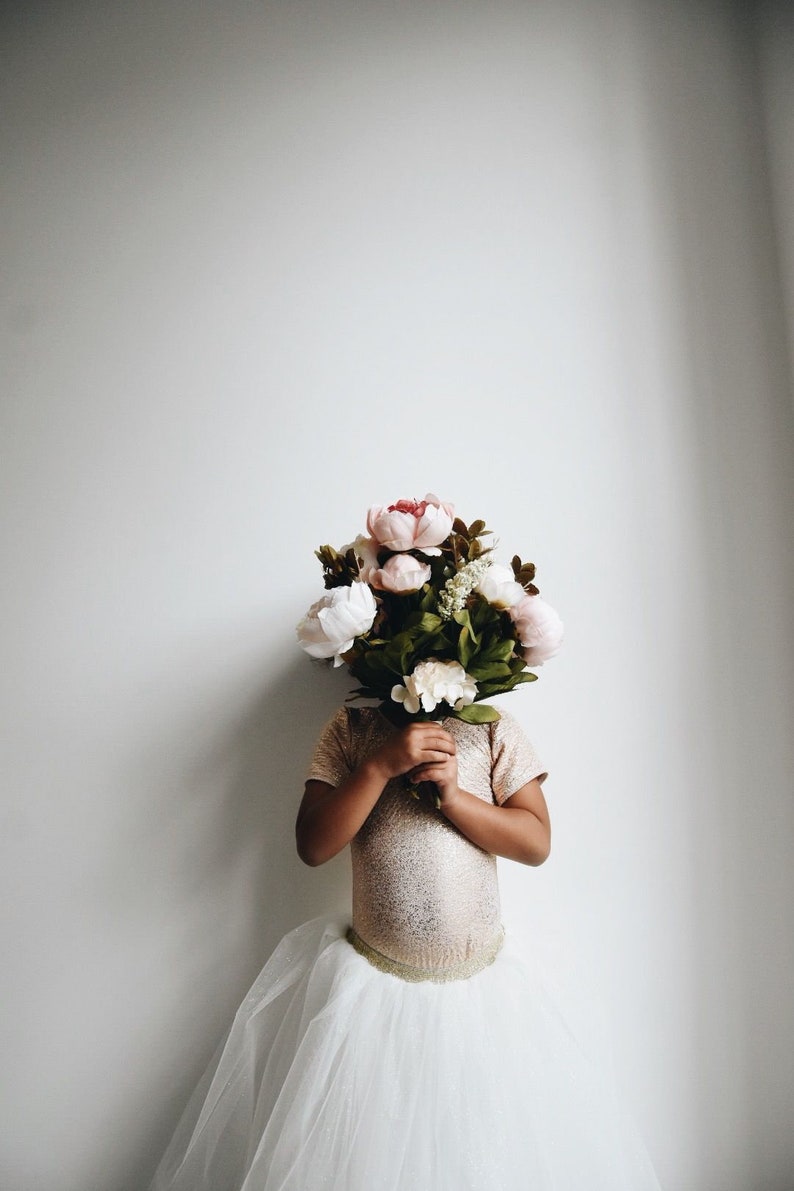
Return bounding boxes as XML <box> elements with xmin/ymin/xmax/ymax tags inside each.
<box><xmin>305</xmin><ymin>707</ymin><xmax>354</xmax><ymax>788</ymax></box>
<box><xmin>489</xmin><ymin>709</ymin><xmax>548</xmax><ymax>805</ymax></box>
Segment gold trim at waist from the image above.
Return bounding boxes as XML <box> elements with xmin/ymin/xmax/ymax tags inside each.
<box><xmin>345</xmin><ymin>925</ymin><xmax>505</xmax><ymax>983</ymax></box>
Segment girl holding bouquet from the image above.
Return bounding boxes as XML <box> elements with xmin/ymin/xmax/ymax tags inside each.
<box><xmin>148</xmin><ymin>495</ymin><xmax>662</xmax><ymax>1191</ymax></box>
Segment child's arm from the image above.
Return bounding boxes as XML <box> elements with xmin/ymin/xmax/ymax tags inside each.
<box><xmin>296</xmin><ymin>723</ymin><xmax>457</xmax><ymax>866</ymax></box>
<box><xmin>408</xmin><ymin>730</ymin><xmax>551</xmax><ymax>866</ymax></box>
<box><xmin>439</xmin><ymin>779</ymin><xmax>550</xmax><ymax>866</ymax></box>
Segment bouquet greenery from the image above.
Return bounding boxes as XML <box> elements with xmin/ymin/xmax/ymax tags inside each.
<box><xmin>297</xmin><ymin>495</ymin><xmax>563</xmax><ymax>726</ymax></box>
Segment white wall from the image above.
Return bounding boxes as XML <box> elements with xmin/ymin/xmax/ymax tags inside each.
<box><xmin>2</xmin><ymin>3</ymin><xmax>792</xmax><ymax>1189</ymax></box>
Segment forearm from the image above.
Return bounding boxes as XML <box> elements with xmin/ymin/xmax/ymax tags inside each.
<box><xmin>439</xmin><ymin>787</ymin><xmax>550</xmax><ymax>866</ymax></box>
<box><xmin>296</xmin><ymin>760</ymin><xmax>389</xmax><ymax>866</ymax></box>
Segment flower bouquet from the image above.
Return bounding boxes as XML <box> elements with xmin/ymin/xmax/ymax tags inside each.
<box><xmin>296</xmin><ymin>495</ymin><xmax>563</xmax><ymax>740</ymax></box>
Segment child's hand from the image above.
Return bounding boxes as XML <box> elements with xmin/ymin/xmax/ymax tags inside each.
<box><xmin>370</xmin><ymin>722</ymin><xmax>457</xmax><ymax>791</ymax></box>
<box><xmin>406</xmin><ymin>728</ymin><xmax>459</xmax><ymax>805</ymax></box>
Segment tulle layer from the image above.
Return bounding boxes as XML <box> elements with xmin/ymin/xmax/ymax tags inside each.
<box><xmin>149</xmin><ymin>916</ymin><xmax>661</xmax><ymax>1191</ymax></box>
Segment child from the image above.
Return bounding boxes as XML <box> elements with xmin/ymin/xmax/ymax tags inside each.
<box><xmin>148</xmin><ymin>497</ymin><xmax>662</xmax><ymax>1189</ymax></box>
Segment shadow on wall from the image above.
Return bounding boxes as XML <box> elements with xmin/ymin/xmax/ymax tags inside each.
<box><xmin>122</xmin><ymin>652</ymin><xmax>351</xmax><ymax>1191</ymax></box>
<box><xmin>649</xmin><ymin>9</ymin><xmax>794</xmax><ymax>1189</ymax></box>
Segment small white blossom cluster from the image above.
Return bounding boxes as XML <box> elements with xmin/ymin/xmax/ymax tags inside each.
<box><xmin>437</xmin><ymin>557</ymin><xmax>490</xmax><ymax>620</ymax></box>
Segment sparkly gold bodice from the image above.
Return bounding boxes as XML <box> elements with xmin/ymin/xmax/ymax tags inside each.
<box><xmin>307</xmin><ymin>707</ymin><xmax>547</xmax><ymax>980</ymax></box>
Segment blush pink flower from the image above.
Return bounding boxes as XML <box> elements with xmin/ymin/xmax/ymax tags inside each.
<box><xmin>370</xmin><ymin>553</ymin><xmax>431</xmax><ymax>594</ymax></box>
<box><xmin>510</xmin><ymin>594</ymin><xmax>564</xmax><ymax>667</ymax></box>
<box><xmin>366</xmin><ymin>493</ymin><xmax>454</xmax><ymax>553</ymax></box>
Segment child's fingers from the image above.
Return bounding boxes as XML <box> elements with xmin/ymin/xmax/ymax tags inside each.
<box><xmin>409</xmin><ymin>760</ymin><xmax>454</xmax><ymax>782</ymax></box>
<box><xmin>396</xmin><ymin>732</ymin><xmax>455</xmax><ymax>769</ymax></box>
<box><xmin>417</xmin><ymin>734</ymin><xmax>456</xmax><ymax>757</ymax></box>
<box><xmin>415</xmin><ymin>750</ymin><xmax>455</xmax><ymax>770</ymax></box>
<box><xmin>409</xmin><ymin>766</ymin><xmax>436</xmax><ymax>783</ymax></box>
<box><xmin>403</xmin><ymin>725</ymin><xmax>456</xmax><ymax>754</ymax></box>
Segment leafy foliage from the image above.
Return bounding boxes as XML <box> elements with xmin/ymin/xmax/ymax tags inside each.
<box><xmin>315</xmin><ymin>544</ymin><xmax>360</xmax><ymax>589</ymax></box>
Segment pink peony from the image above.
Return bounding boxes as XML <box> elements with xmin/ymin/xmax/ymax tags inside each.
<box><xmin>370</xmin><ymin>553</ymin><xmax>431</xmax><ymax>594</ymax></box>
<box><xmin>366</xmin><ymin>493</ymin><xmax>454</xmax><ymax>553</ymax></box>
<box><xmin>510</xmin><ymin>594</ymin><xmax>564</xmax><ymax>667</ymax></box>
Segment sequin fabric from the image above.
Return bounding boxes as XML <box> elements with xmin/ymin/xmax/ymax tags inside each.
<box><xmin>306</xmin><ymin>707</ymin><xmax>548</xmax><ymax>980</ymax></box>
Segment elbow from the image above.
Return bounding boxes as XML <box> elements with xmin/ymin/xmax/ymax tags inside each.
<box><xmin>523</xmin><ymin>832</ymin><xmax>551</xmax><ymax>867</ymax></box>
<box><xmin>295</xmin><ymin>824</ymin><xmax>339</xmax><ymax>867</ymax></box>
<box><xmin>295</xmin><ymin>806</ymin><xmax>328</xmax><ymax>867</ymax></box>
<box><xmin>295</xmin><ymin>834</ymin><xmax>326</xmax><ymax>867</ymax></box>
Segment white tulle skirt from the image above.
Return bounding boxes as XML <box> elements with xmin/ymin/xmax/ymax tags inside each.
<box><xmin>148</xmin><ymin>916</ymin><xmax>661</xmax><ymax>1190</ymax></box>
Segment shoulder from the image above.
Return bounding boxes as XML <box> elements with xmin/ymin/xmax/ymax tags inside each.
<box><xmin>307</xmin><ymin>705</ymin><xmax>372</xmax><ymax>784</ymax></box>
<box><xmin>488</xmin><ymin>707</ymin><xmax>548</xmax><ymax>791</ymax></box>
<box><xmin>488</xmin><ymin>707</ymin><xmax>523</xmax><ymax>747</ymax></box>
<box><xmin>444</xmin><ymin>716</ymin><xmax>492</xmax><ymax>756</ymax></box>
<box><xmin>316</xmin><ymin>704</ymin><xmax>382</xmax><ymax>743</ymax></box>
<box><xmin>318</xmin><ymin>705</ymin><xmax>352</xmax><ymax>733</ymax></box>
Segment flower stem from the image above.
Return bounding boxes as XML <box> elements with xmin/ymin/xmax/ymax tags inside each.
<box><xmin>404</xmin><ymin>777</ymin><xmax>442</xmax><ymax>811</ymax></box>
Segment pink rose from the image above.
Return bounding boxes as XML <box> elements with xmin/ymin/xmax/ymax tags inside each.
<box><xmin>371</xmin><ymin>553</ymin><xmax>431</xmax><ymax>594</ymax></box>
<box><xmin>510</xmin><ymin>594</ymin><xmax>564</xmax><ymax>667</ymax></box>
<box><xmin>366</xmin><ymin>493</ymin><xmax>454</xmax><ymax>553</ymax></box>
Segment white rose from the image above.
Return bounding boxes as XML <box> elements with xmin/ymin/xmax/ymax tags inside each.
<box><xmin>475</xmin><ymin>562</ymin><xmax>525</xmax><ymax>609</ymax></box>
<box><xmin>391</xmin><ymin>658</ymin><xmax>478</xmax><ymax>715</ymax></box>
<box><xmin>296</xmin><ymin>582</ymin><xmax>377</xmax><ymax>667</ymax></box>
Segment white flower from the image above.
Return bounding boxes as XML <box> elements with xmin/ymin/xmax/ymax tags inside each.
<box><xmin>475</xmin><ymin>562</ymin><xmax>525</xmax><ymax>609</ymax></box>
<box><xmin>391</xmin><ymin>658</ymin><xmax>478</xmax><ymax>715</ymax></box>
<box><xmin>296</xmin><ymin>582</ymin><xmax>377</xmax><ymax>667</ymax></box>
<box><xmin>510</xmin><ymin>594</ymin><xmax>564</xmax><ymax>667</ymax></box>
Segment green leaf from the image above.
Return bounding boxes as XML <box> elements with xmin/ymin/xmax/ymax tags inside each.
<box><xmin>468</xmin><ymin>661</ymin><xmax>512</xmax><ymax>681</ymax></box>
<box><xmin>457</xmin><ymin>625</ymin><xmax>475</xmax><ymax>669</ymax></box>
<box><xmin>419</xmin><ymin>585</ymin><xmax>438</xmax><ymax>612</ymax></box>
<box><xmin>407</xmin><ymin>611</ymin><xmax>443</xmax><ymax>633</ymax></box>
<box><xmin>455</xmin><ymin>703</ymin><xmax>501</xmax><ymax>723</ymax></box>
<box><xmin>479</xmin><ymin>637</ymin><xmax>515</xmax><ymax>663</ymax></box>
<box><xmin>475</xmin><ymin>673</ymin><xmax>538</xmax><ymax>698</ymax></box>
<box><xmin>374</xmin><ymin>651</ymin><xmax>399</xmax><ymax>673</ymax></box>
<box><xmin>453</xmin><ymin>609</ymin><xmax>479</xmax><ymax>645</ymax></box>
